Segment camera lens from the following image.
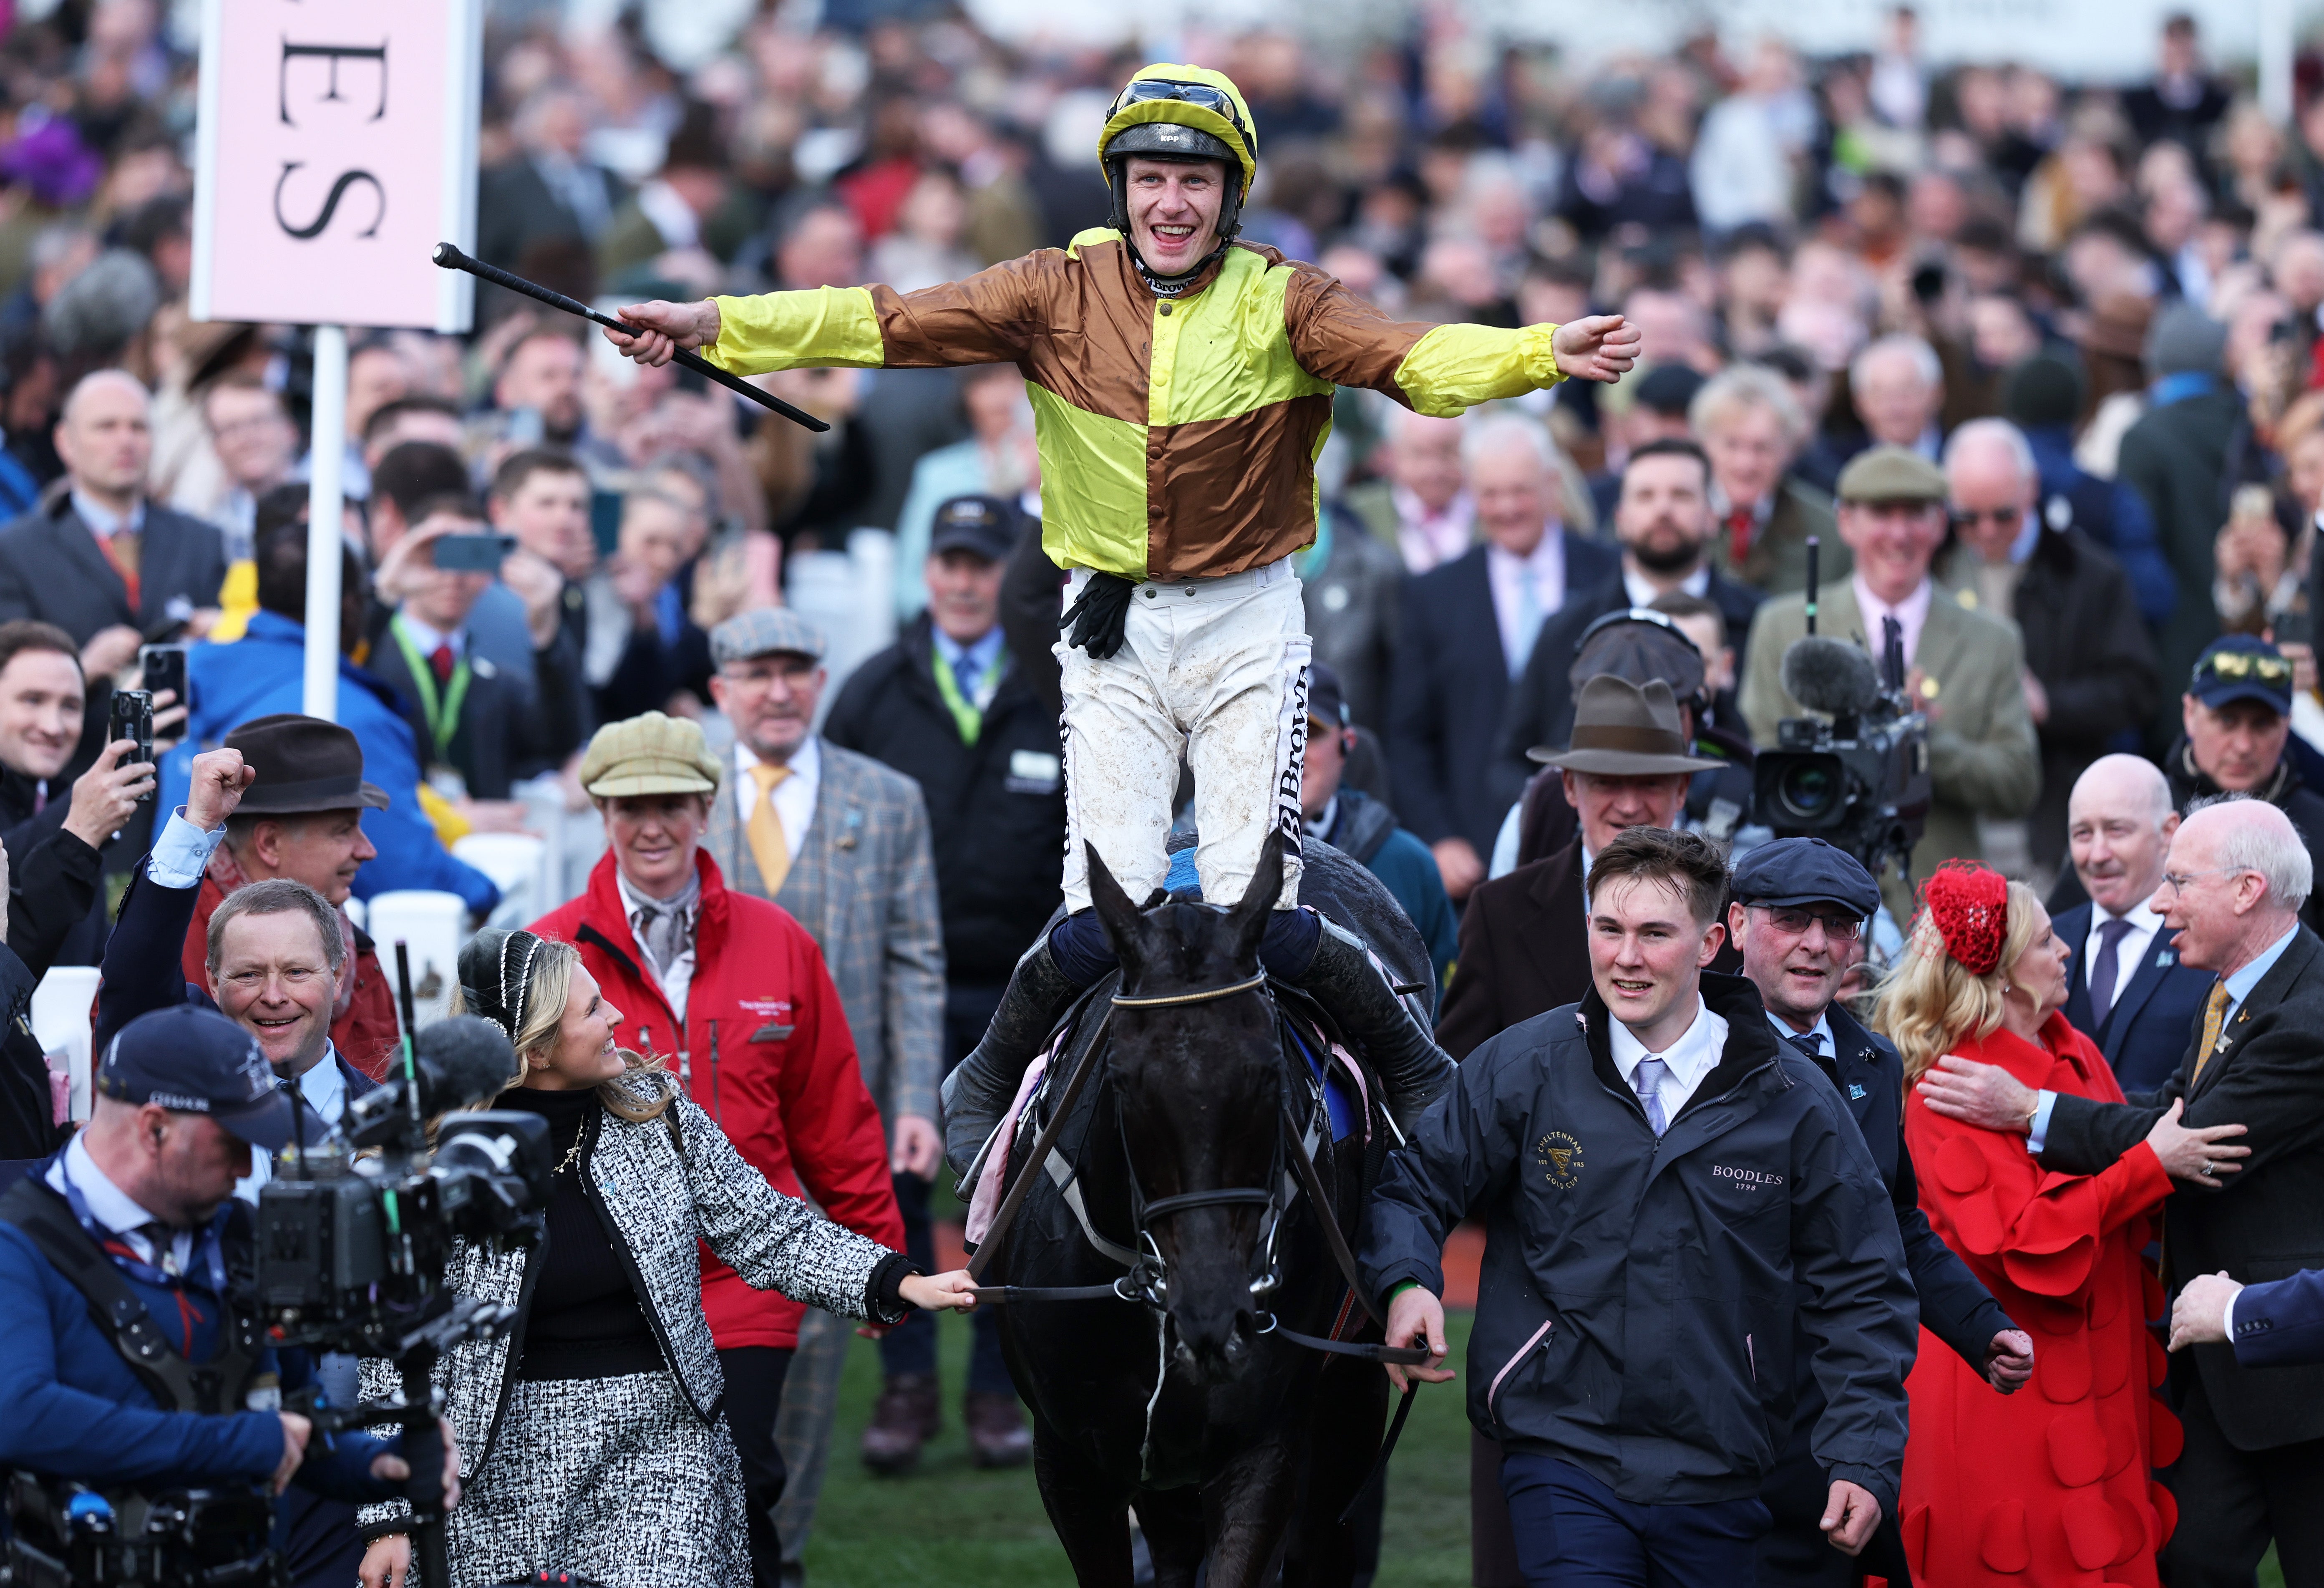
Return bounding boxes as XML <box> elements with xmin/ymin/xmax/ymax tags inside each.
<box><xmin>1777</xmin><ymin>759</ymin><xmax>1841</xmax><ymax>822</ymax></box>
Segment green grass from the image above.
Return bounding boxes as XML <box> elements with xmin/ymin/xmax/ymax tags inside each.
<box><xmin>801</xmin><ymin>1281</ymin><xmax>1478</xmax><ymax>1584</ymax></box>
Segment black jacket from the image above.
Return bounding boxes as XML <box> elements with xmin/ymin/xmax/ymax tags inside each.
<box><xmin>2055</xmin><ymin>898</ymin><xmax>2215</xmax><ymax>1095</ymax></box>
<box><xmin>1360</xmin><ymin>971</ymin><xmax>1916</xmax><ymax>1514</ymax></box>
<box><xmin>2166</xmin><ymin>737</ymin><xmax>2324</xmax><ymax>937</ymax></box>
<box><xmin>2040</xmin><ymin>923</ymin><xmax>2324</xmax><ymax>1451</ymax></box>
<box><xmin>366</xmin><ymin>623</ymin><xmax>570</xmax><ymax>801</ymax></box>
<box><xmin>0</xmin><ymin>766</ymin><xmax>106</xmax><ymax>971</ymax></box>
<box><xmin>1493</xmin><ymin>564</ymin><xmax>1765</xmax><ymax>789</ymax></box>
<box><xmin>1302</xmin><ymin>503</ymin><xmax>1404</xmax><ymax>730</ymax></box>
<box><xmin>2120</xmin><ymin>387</ymin><xmax>2244</xmax><ymax>743</ymax></box>
<box><xmin>0</xmin><ymin>492</ymin><xmax>227</xmax><ymax>648</ymax></box>
<box><xmin>0</xmin><ymin>938</ymin><xmax>58</xmax><ymax>1163</ymax></box>
<box><xmin>823</xmin><ymin>614</ymin><xmax>1065</xmax><ymax>986</ymax></box>
<box><xmin>1939</xmin><ymin>524</ymin><xmax>2158</xmax><ymax>870</ymax></box>
<box><xmin>1386</xmin><ymin>533</ymin><xmax>1620</xmax><ymax>855</ymax></box>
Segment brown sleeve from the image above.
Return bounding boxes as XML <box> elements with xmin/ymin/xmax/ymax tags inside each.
<box><xmin>1279</xmin><ymin>263</ymin><xmax>1437</xmax><ymax>408</ymax></box>
<box><xmin>868</xmin><ymin>252</ymin><xmax>1055</xmax><ymax>368</ymax></box>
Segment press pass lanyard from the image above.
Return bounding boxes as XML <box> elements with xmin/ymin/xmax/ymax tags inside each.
<box><xmin>390</xmin><ymin>617</ymin><xmax>473</xmax><ymax>756</ymax></box>
<box><xmin>931</xmin><ymin>643</ymin><xmax>1004</xmax><ymax>744</ymax></box>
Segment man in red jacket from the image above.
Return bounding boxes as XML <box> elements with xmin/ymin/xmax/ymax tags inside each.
<box><xmin>529</xmin><ymin>710</ymin><xmax>902</xmax><ymax>1588</ymax></box>
<box><xmin>170</xmin><ymin>715</ymin><xmax>400</xmax><ymax>1078</ymax></box>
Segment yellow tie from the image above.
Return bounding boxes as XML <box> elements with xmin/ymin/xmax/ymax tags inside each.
<box><xmin>747</xmin><ymin>762</ymin><xmax>793</xmax><ymax>896</ymax></box>
<box><xmin>2193</xmin><ymin>981</ymin><xmax>2232</xmax><ymax>1083</ymax></box>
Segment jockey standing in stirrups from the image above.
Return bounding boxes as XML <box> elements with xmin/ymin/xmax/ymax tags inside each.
<box><xmin>604</xmin><ymin>64</ymin><xmax>1642</xmax><ymax>1173</ymax></box>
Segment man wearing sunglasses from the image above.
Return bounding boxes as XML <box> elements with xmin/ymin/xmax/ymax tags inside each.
<box><xmin>1727</xmin><ymin>837</ymin><xmax>2030</xmax><ymax>1586</ymax></box>
<box><xmin>2169</xmin><ymin>634</ymin><xmax>2324</xmax><ymax>934</ymax></box>
<box><xmin>604</xmin><ymin>63</ymin><xmax>1643</xmax><ymax>1171</ymax></box>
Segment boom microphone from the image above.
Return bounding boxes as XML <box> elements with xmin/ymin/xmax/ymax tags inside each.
<box><xmin>346</xmin><ymin>1016</ymin><xmax>521</xmax><ymax>1145</ymax></box>
<box><xmin>1780</xmin><ymin>635</ymin><xmax>1884</xmax><ymax>719</ymax></box>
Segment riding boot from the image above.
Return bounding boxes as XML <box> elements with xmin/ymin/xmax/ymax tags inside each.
<box><xmin>1276</xmin><ymin>914</ymin><xmax>1455</xmax><ymax>1136</ymax></box>
<box><xmin>941</xmin><ymin>933</ymin><xmax>1088</xmax><ymax>1180</ymax></box>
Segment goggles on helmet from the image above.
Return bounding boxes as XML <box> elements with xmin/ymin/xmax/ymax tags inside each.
<box><xmin>1113</xmin><ymin>78</ymin><xmax>1250</xmax><ymax>142</ymax></box>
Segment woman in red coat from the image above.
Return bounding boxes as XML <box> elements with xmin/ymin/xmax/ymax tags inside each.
<box><xmin>528</xmin><ymin>711</ymin><xmax>903</xmax><ymax>1588</ymax></box>
<box><xmin>1876</xmin><ymin>863</ymin><xmax>2224</xmax><ymax>1588</ymax></box>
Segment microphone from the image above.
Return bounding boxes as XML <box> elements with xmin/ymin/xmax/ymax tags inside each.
<box><xmin>1780</xmin><ymin>635</ymin><xmax>1883</xmax><ymax>719</ymax></box>
<box><xmin>346</xmin><ymin>1016</ymin><xmax>521</xmax><ymax>1145</ymax></box>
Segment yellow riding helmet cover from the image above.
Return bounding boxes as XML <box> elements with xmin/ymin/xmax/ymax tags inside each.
<box><xmin>1096</xmin><ymin>63</ymin><xmax>1258</xmax><ymax>199</ymax></box>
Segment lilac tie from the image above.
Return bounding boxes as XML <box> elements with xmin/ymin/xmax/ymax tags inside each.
<box><xmin>2088</xmin><ymin>917</ymin><xmax>2134</xmax><ymax>1033</ymax></box>
<box><xmin>1633</xmin><ymin>1055</ymin><xmax>1671</xmax><ymax>1136</ymax></box>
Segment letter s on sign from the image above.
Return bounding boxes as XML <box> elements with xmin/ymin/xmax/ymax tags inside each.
<box><xmin>274</xmin><ymin>164</ymin><xmax>385</xmax><ymax>241</ymax></box>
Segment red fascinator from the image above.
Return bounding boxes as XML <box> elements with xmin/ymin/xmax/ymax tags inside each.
<box><xmin>1920</xmin><ymin>861</ymin><xmax>2010</xmax><ymax>975</ymax></box>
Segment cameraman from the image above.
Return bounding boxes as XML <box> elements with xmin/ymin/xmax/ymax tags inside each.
<box><xmin>1741</xmin><ymin>446</ymin><xmax>2039</xmax><ymax>920</ymax></box>
<box><xmin>0</xmin><ymin>1006</ymin><xmax>458</xmax><ymax>1573</ymax></box>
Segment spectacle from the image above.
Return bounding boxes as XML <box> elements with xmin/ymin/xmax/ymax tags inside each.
<box><xmin>1757</xmin><ymin>906</ymin><xmax>1865</xmax><ymax>941</ymax></box>
<box><xmin>2159</xmin><ymin>866</ymin><xmax>2247</xmax><ymax>891</ymax></box>
<box><xmin>1949</xmin><ymin>506</ymin><xmax>2021</xmax><ymax>528</ymax></box>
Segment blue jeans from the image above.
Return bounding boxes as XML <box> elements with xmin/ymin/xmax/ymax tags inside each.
<box><xmin>1501</xmin><ymin>1452</ymin><xmax>1771</xmax><ymax>1588</ymax></box>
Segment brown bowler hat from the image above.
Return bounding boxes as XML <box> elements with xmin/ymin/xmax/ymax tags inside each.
<box><xmin>1530</xmin><ymin>676</ymin><xmax>1722</xmax><ymax>776</ymax></box>
<box><xmin>225</xmin><ymin>714</ymin><xmax>390</xmax><ymax>815</ymax></box>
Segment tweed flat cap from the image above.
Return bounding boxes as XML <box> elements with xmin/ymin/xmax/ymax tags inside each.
<box><xmin>578</xmin><ymin>711</ymin><xmax>723</xmax><ymax>798</ymax></box>
<box><xmin>1836</xmin><ymin>444</ymin><xmax>1946</xmax><ymax>504</ymax></box>
<box><xmin>711</xmin><ymin>607</ymin><xmax>826</xmax><ymax>666</ymax></box>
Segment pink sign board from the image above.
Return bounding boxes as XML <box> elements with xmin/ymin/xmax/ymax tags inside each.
<box><xmin>190</xmin><ymin>0</ymin><xmax>480</xmax><ymax>332</ymax></box>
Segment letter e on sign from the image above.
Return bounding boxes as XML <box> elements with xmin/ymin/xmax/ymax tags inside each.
<box><xmin>191</xmin><ymin>0</ymin><xmax>481</xmax><ymax>332</ymax></box>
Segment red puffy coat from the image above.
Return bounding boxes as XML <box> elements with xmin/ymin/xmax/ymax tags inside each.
<box><xmin>1900</xmin><ymin>1013</ymin><xmax>2178</xmax><ymax>1587</ymax></box>
<box><xmin>530</xmin><ymin>849</ymin><xmax>904</xmax><ymax>1350</ymax></box>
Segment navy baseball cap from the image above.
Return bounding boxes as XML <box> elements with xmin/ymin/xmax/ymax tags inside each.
<box><xmin>1730</xmin><ymin>837</ymin><xmax>1881</xmax><ymax>918</ymax></box>
<box><xmin>95</xmin><ymin>1006</ymin><xmax>302</xmax><ymax>1152</ymax></box>
<box><xmin>929</xmin><ymin>494</ymin><xmax>1020</xmax><ymax>563</ymax></box>
<box><xmin>1307</xmin><ymin>662</ymin><xmax>1350</xmax><ymax>730</ymax></box>
<box><xmin>2189</xmin><ymin>634</ymin><xmax>2294</xmax><ymax>716</ymax></box>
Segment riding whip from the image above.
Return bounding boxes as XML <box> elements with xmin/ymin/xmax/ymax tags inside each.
<box><xmin>429</xmin><ymin>243</ymin><xmax>831</xmax><ymax>434</ymax></box>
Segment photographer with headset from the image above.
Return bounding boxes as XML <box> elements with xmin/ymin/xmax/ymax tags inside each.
<box><xmin>0</xmin><ymin>1004</ymin><xmax>460</xmax><ymax>1587</ymax></box>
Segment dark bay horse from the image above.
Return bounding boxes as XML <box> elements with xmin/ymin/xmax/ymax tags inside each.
<box><xmin>972</xmin><ymin>834</ymin><xmax>1428</xmax><ymax>1586</ymax></box>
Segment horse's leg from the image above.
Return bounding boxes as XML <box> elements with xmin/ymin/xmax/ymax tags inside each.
<box><xmin>1135</xmin><ymin>1485</ymin><xmax>1208</xmax><ymax>1588</ymax></box>
<box><xmin>1197</xmin><ymin>1431</ymin><xmax>1302</xmax><ymax>1588</ymax></box>
<box><xmin>1281</xmin><ymin>1356</ymin><xmax>1390</xmax><ymax>1588</ymax></box>
<box><xmin>1033</xmin><ymin>1418</ymin><xmax>1138</xmax><ymax>1588</ymax></box>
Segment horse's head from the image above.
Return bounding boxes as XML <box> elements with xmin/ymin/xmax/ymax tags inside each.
<box><xmin>1088</xmin><ymin>833</ymin><xmax>1287</xmax><ymax>1382</ymax></box>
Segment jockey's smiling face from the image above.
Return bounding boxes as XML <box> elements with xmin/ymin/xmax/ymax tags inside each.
<box><xmin>1125</xmin><ymin>156</ymin><xmax>1227</xmax><ymax>276</ymax></box>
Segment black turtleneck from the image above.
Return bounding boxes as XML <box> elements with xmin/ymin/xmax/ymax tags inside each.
<box><xmin>502</xmin><ymin>1086</ymin><xmax>662</xmax><ymax>1381</ymax></box>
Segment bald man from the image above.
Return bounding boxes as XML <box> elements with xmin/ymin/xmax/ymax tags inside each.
<box><xmin>1934</xmin><ymin>418</ymin><xmax>2157</xmax><ymax>873</ymax></box>
<box><xmin>2046</xmin><ymin>754</ymin><xmax>2216</xmax><ymax>1090</ymax></box>
<box><xmin>0</xmin><ymin>371</ymin><xmax>227</xmax><ymax>680</ymax></box>
<box><xmin>1918</xmin><ymin>797</ymin><xmax>2324</xmax><ymax>1588</ymax></box>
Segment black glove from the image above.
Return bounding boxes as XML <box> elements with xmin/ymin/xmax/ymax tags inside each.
<box><xmin>1062</xmin><ymin>571</ymin><xmax>1137</xmax><ymax>660</ymax></box>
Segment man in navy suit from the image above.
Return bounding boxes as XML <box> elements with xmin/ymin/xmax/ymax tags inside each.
<box><xmin>2172</xmin><ymin>1267</ymin><xmax>2324</xmax><ymax>1368</ymax></box>
<box><xmin>1386</xmin><ymin>413</ymin><xmax>1618</xmax><ymax>900</ymax></box>
<box><xmin>2054</xmin><ymin>754</ymin><xmax>2215</xmax><ymax>1090</ymax></box>
<box><xmin>1729</xmin><ymin>837</ymin><xmax>2031</xmax><ymax>1586</ymax></box>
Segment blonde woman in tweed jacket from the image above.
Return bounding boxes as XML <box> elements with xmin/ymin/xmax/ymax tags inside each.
<box><xmin>354</xmin><ymin>930</ymin><xmax>975</xmax><ymax>1588</ymax></box>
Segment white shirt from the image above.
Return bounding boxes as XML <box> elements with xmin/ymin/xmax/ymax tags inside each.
<box><xmin>1851</xmin><ymin>574</ymin><xmax>1935</xmax><ymax>670</ymax></box>
<box><xmin>1390</xmin><ymin>485</ymin><xmax>1474</xmax><ymax>574</ymax></box>
<box><xmin>1768</xmin><ymin>1009</ymin><xmax>1836</xmax><ymax>1060</ymax></box>
<box><xmin>71</xmin><ymin>489</ymin><xmax>146</xmax><ymax>544</ymax></box>
<box><xmin>732</xmin><ymin>734</ymin><xmax>821</xmax><ymax>859</ymax></box>
<box><xmin>234</xmin><ymin>1050</ymin><xmax>349</xmax><ymax>1202</ymax></box>
<box><xmin>617</xmin><ymin>867</ymin><xmax>697</xmax><ymax>1028</ymax></box>
<box><xmin>1622</xmin><ymin>564</ymin><xmax>1711</xmax><ymax>608</ymax></box>
<box><xmin>2082</xmin><ymin>893</ymin><xmax>2165</xmax><ymax>1018</ymax></box>
<box><xmin>50</xmin><ymin>1132</ymin><xmax>193</xmax><ymax>1275</ymax></box>
<box><xmin>1609</xmin><ymin>994</ymin><xmax>1730</xmax><ymax>1125</ymax></box>
<box><xmin>393</xmin><ymin>613</ymin><xmax>468</xmax><ymax>661</ymax></box>
<box><xmin>1486</xmin><ymin>529</ymin><xmax>1568</xmax><ymax>677</ymax></box>
<box><xmin>635</xmin><ymin>176</ymin><xmax>700</xmax><ymax>251</ymax></box>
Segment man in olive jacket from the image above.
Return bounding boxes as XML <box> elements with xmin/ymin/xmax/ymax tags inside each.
<box><xmin>1364</xmin><ymin>827</ymin><xmax>1914</xmax><ymax>1588</ymax></box>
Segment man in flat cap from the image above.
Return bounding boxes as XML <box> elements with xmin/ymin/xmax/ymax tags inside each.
<box><xmin>1741</xmin><ymin>444</ymin><xmax>2039</xmax><ymax>918</ymax></box>
<box><xmin>1729</xmin><ymin>837</ymin><xmax>2030</xmax><ymax>1586</ymax></box>
<box><xmin>530</xmin><ymin>710</ymin><xmax>906</xmax><ymax>1588</ymax></box>
<box><xmin>698</xmin><ymin>610</ymin><xmax>955</xmax><ymax>1547</ymax></box>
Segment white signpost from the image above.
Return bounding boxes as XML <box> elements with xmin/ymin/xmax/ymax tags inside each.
<box><xmin>189</xmin><ymin>0</ymin><xmax>482</xmax><ymax>720</ymax></box>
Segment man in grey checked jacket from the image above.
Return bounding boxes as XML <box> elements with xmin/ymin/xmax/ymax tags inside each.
<box><xmin>704</xmin><ymin>607</ymin><xmax>945</xmax><ymax>1586</ymax></box>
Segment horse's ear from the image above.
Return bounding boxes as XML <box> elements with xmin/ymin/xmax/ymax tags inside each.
<box><xmin>1085</xmin><ymin>841</ymin><xmax>1149</xmax><ymax>967</ymax></box>
<box><xmin>1225</xmin><ymin>828</ymin><xmax>1286</xmax><ymax>963</ymax></box>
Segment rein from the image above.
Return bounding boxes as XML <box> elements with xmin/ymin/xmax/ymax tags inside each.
<box><xmin>1108</xmin><ymin>971</ymin><xmax>1269</xmax><ymax>1009</ymax></box>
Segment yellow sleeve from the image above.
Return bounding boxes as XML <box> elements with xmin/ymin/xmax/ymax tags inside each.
<box><xmin>700</xmin><ymin>286</ymin><xmax>887</xmax><ymax>375</ymax></box>
<box><xmin>417</xmin><ymin>782</ymin><xmax>472</xmax><ymax>848</ymax></box>
<box><xmin>1390</xmin><ymin>323</ymin><xmax>1563</xmax><ymax>417</ymax></box>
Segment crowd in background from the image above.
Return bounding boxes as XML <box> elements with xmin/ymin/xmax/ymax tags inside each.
<box><xmin>5</xmin><ymin>0</ymin><xmax>2324</xmax><ymax>1583</ymax></box>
